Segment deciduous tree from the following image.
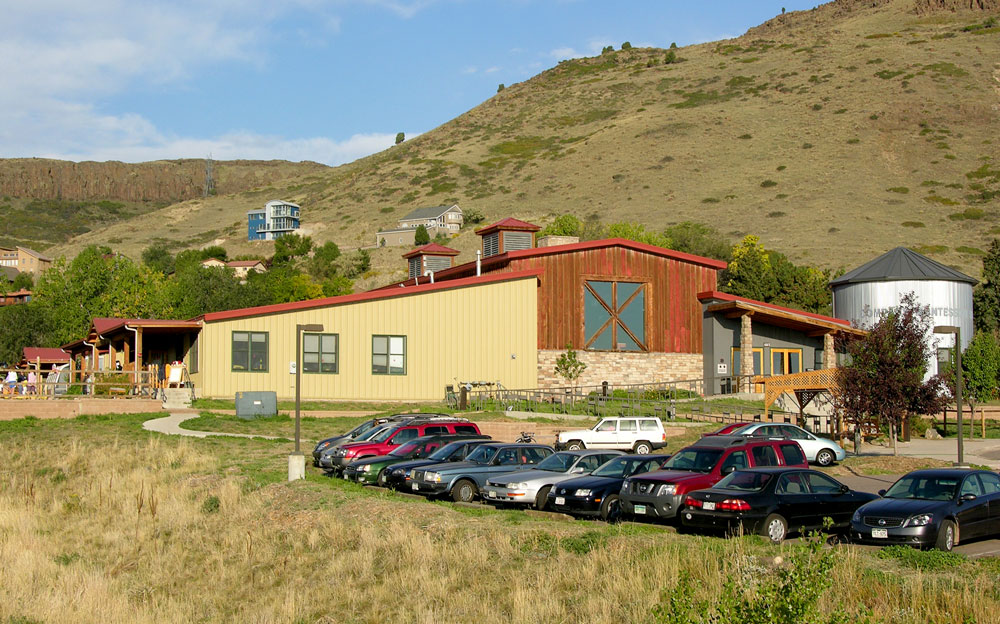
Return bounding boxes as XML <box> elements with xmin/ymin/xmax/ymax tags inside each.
<box><xmin>973</xmin><ymin>239</ymin><xmax>1000</xmax><ymax>332</ymax></box>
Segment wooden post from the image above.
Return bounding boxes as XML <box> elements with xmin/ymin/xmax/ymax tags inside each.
<box><xmin>982</xmin><ymin>407</ymin><xmax>986</xmax><ymax>439</ymax></box>
<box><xmin>136</xmin><ymin>328</ymin><xmax>143</xmax><ymax>395</ymax></box>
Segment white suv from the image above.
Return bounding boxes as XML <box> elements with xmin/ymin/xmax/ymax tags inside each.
<box><xmin>556</xmin><ymin>417</ymin><xmax>667</xmax><ymax>454</ymax></box>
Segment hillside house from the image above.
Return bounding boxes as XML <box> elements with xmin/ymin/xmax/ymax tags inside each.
<box><xmin>248</xmin><ymin>200</ymin><xmax>301</xmax><ymax>241</ymax></box>
<box><xmin>200</xmin><ymin>258</ymin><xmax>267</xmax><ymax>279</ymax></box>
<box><xmin>376</xmin><ymin>204</ymin><xmax>463</xmax><ymax>247</ymax></box>
<box><xmin>0</xmin><ymin>246</ymin><xmax>52</xmax><ymax>275</ymax></box>
<box><xmin>0</xmin><ymin>289</ymin><xmax>32</xmax><ymax>306</ymax></box>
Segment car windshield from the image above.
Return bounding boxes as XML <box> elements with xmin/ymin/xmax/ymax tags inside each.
<box><xmin>390</xmin><ymin>441</ymin><xmax>422</xmax><ymax>457</ymax></box>
<box><xmin>465</xmin><ymin>446</ymin><xmax>499</xmax><ymax>464</ymax></box>
<box><xmin>662</xmin><ymin>449</ymin><xmax>723</xmax><ymax>473</ymax></box>
<box><xmin>715</xmin><ymin>470</ymin><xmax>774</xmax><ymax>492</ymax></box>
<box><xmin>592</xmin><ymin>456</ymin><xmax>648</xmax><ymax>478</ymax></box>
<box><xmin>730</xmin><ymin>425</ymin><xmax>752</xmax><ymax>435</ymax></box>
<box><xmin>357</xmin><ymin>425</ymin><xmax>389</xmax><ymax>442</ymax></box>
<box><xmin>348</xmin><ymin>420</ymin><xmax>377</xmax><ymax>438</ymax></box>
<box><xmin>371</xmin><ymin>426</ymin><xmax>402</xmax><ymax>443</ymax></box>
<box><xmin>536</xmin><ymin>452</ymin><xmax>577</xmax><ymax>472</ymax></box>
<box><xmin>428</xmin><ymin>441</ymin><xmax>467</xmax><ymax>461</ymax></box>
<box><xmin>885</xmin><ymin>475</ymin><xmax>960</xmax><ymax>501</ymax></box>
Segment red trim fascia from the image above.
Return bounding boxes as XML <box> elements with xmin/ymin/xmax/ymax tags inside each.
<box><xmin>202</xmin><ymin>269</ymin><xmax>544</xmax><ymax>322</ymax></box>
<box><xmin>474</xmin><ymin>217</ymin><xmax>541</xmax><ymax>235</ymax></box>
<box><xmin>401</xmin><ymin>243</ymin><xmax>460</xmax><ymax>259</ymax></box>
<box><xmin>697</xmin><ymin>290</ymin><xmax>851</xmax><ymax>327</ymax></box>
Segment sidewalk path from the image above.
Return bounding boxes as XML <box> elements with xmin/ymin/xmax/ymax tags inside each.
<box><xmin>142</xmin><ymin>412</ymin><xmax>283</xmax><ymax>440</ymax></box>
<box><xmin>856</xmin><ymin>437</ymin><xmax>1000</xmax><ymax>469</ymax></box>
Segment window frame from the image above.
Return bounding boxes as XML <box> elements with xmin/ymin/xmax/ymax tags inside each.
<box><xmin>372</xmin><ymin>334</ymin><xmax>407</xmax><ymax>376</ymax></box>
<box><xmin>582</xmin><ymin>279</ymin><xmax>648</xmax><ymax>352</ymax></box>
<box><xmin>303</xmin><ymin>332</ymin><xmax>339</xmax><ymax>375</ymax></box>
<box><xmin>231</xmin><ymin>331</ymin><xmax>269</xmax><ymax>373</ymax></box>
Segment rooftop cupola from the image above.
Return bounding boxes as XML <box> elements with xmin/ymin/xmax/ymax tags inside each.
<box><xmin>402</xmin><ymin>243</ymin><xmax>460</xmax><ymax>279</ymax></box>
<box><xmin>474</xmin><ymin>218</ymin><xmax>540</xmax><ymax>258</ymax></box>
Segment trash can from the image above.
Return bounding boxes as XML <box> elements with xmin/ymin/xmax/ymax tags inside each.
<box><xmin>235</xmin><ymin>391</ymin><xmax>277</xmax><ymax>419</ymax></box>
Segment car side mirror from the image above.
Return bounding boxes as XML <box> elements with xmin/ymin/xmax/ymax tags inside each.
<box><xmin>877</xmin><ymin>489</ymin><xmax>887</xmax><ymax>497</ymax></box>
<box><xmin>839</xmin><ymin>484</ymin><xmax>850</xmax><ymax>494</ymax></box>
<box><xmin>721</xmin><ymin>465</ymin><xmax>736</xmax><ymax>475</ymax></box>
<box><xmin>961</xmin><ymin>493</ymin><xmax>977</xmax><ymax>502</ymax></box>
<box><xmin>571</xmin><ymin>466</ymin><xmax>586</xmax><ymax>474</ymax></box>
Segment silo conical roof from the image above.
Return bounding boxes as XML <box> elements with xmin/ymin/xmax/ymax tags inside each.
<box><xmin>830</xmin><ymin>247</ymin><xmax>977</xmax><ymax>287</ymax></box>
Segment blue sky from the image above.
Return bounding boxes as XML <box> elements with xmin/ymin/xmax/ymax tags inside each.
<box><xmin>1</xmin><ymin>0</ymin><xmax>823</xmax><ymax>166</ymax></box>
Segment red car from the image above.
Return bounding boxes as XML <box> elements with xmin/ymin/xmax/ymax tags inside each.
<box><xmin>325</xmin><ymin>418</ymin><xmax>480</xmax><ymax>473</ymax></box>
<box><xmin>703</xmin><ymin>422</ymin><xmax>752</xmax><ymax>437</ymax></box>
<box><xmin>619</xmin><ymin>435</ymin><xmax>809</xmax><ymax>522</ymax></box>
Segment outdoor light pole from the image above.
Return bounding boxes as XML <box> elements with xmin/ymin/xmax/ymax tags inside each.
<box><xmin>933</xmin><ymin>325</ymin><xmax>963</xmax><ymax>465</ymax></box>
<box><xmin>289</xmin><ymin>323</ymin><xmax>323</xmax><ymax>481</ymax></box>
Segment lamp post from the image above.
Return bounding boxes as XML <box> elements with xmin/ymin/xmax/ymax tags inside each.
<box><xmin>933</xmin><ymin>325</ymin><xmax>963</xmax><ymax>465</ymax></box>
<box><xmin>289</xmin><ymin>323</ymin><xmax>323</xmax><ymax>481</ymax></box>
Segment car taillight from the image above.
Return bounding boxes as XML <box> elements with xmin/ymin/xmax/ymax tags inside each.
<box><xmin>684</xmin><ymin>496</ymin><xmax>703</xmax><ymax>508</ymax></box>
<box><xmin>717</xmin><ymin>499</ymin><xmax>751</xmax><ymax>512</ymax></box>
<box><xmin>662</xmin><ymin>433</ymin><xmax>666</xmax><ymax>441</ymax></box>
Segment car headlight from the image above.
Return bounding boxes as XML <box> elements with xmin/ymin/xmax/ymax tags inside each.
<box><xmin>852</xmin><ymin>510</ymin><xmax>862</xmax><ymax>523</ymax></box>
<box><xmin>359</xmin><ymin>465</ymin><xmax>372</xmax><ymax>473</ymax></box>
<box><xmin>621</xmin><ymin>479</ymin><xmax>630</xmax><ymax>492</ymax></box>
<box><xmin>907</xmin><ymin>514</ymin><xmax>933</xmax><ymax>527</ymax></box>
<box><xmin>574</xmin><ymin>489</ymin><xmax>592</xmax><ymax>497</ymax></box>
<box><xmin>426</xmin><ymin>472</ymin><xmax>441</xmax><ymax>483</ymax></box>
<box><xmin>508</xmin><ymin>482</ymin><xmax>528</xmax><ymax>490</ymax></box>
<box><xmin>657</xmin><ymin>484</ymin><xmax>677</xmax><ymax>496</ymax></box>
<box><xmin>392</xmin><ymin>469</ymin><xmax>404</xmax><ymax>476</ymax></box>
<box><xmin>317</xmin><ymin>441</ymin><xmax>330</xmax><ymax>450</ymax></box>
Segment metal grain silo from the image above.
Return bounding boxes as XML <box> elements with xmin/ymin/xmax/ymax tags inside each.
<box><xmin>831</xmin><ymin>247</ymin><xmax>976</xmax><ymax>378</ymax></box>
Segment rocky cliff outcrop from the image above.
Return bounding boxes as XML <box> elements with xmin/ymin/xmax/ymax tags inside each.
<box><xmin>0</xmin><ymin>158</ymin><xmax>329</xmax><ymax>203</ymax></box>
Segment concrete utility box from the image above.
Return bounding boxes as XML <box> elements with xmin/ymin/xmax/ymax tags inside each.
<box><xmin>235</xmin><ymin>391</ymin><xmax>277</xmax><ymax>419</ymax></box>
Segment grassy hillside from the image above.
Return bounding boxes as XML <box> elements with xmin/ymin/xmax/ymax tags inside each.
<box><xmin>47</xmin><ymin>0</ymin><xmax>1000</xmax><ymax>288</ymax></box>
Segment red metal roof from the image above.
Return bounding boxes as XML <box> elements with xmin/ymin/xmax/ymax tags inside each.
<box><xmin>375</xmin><ymin>237</ymin><xmax>728</xmax><ymax>291</ymax></box>
<box><xmin>91</xmin><ymin>318</ymin><xmax>202</xmax><ymax>336</ymax></box>
<box><xmin>401</xmin><ymin>243</ymin><xmax>460</xmax><ymax>259</ymax></box>
<box><xmin>200</xmin><ymin>269</ymin><xmax>543</xmax><ymax>322</ymax></box>
<box><xmin>227</xmin><ymin>260</ymin><xmax>266</xmax><ymax>268</ymax></box>
<box><xmin>22</xmin><ymin>347</ymin><xmax>70</xmax><ymax>362</ymax></box>
<box><xmin>474</xmin><ymin>217</ymin><xmax>541</xmax><ymax>235</ymax></box>
<box><xmin>696</xmin><ymin>290</ymin><xmax>852</xmax><ymax>327</ymax></box>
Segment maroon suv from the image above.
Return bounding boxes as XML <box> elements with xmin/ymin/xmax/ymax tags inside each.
<box><xmin>619</xmin><ymin>435</ymin><xmax>808</xmax><ymax>521</ymax></box>
<box><xmin>326</xmin><ymin>418</ymin><xmax>481</xmax><ymax>473</ymax></box>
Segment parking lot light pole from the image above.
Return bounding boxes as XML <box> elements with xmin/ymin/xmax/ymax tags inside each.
<box><xmin>933</xmin><ymin>325</ymin><xmax>963</xmax><ymax>466</ymax></box>
<box><xmin>289</xmin><ymin>323</ymin><xmax>324</xmax><ymax>481</ymax></box>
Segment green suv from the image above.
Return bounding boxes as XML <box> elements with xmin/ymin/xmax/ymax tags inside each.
<box><xmin>343</xmin><ymin>434</ymin><xmax>485</xmax><ymax>486</ymax></box>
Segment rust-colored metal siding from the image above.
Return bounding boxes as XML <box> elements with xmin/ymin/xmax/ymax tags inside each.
<box><xmin>196</xmin><ymin>276</ymin><xmax>538</xmax><ymax>400</ymax></box>
<box><xmin>481</xmin><ymin>247</ymin><xmax>717</xmax><ymax>353</ymax></box>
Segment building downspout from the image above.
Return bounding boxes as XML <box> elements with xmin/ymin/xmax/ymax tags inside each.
<box><xmin>476</xmin><ymin>250</ymin><xmax>482</xmax><ymax>276</ymax></box>
<box><xmin>125</xmin><ymin>324</ymin><xmax>140</xmax><ymax>388</ymax></box>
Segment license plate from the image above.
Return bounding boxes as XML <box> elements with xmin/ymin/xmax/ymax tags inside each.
<box><xmin>555</xmin><ymin>497</ymin><xmax>565</xmax><ymax>506</ymax></box>
<box><xmin>634</xmin><ymin>504</ymin><xmax>647</xmax><ymax>515</ymax></box>
<box><xmin>871</xmin><ymin>528</ymin><xmax>888</xmax><ymax>539</ymax></box>
<box><xmin>488</xmin><ymin>490</ymin><xmax>497</xmax><ymax>498</ymax></box>
<box><xmin>411</xmin><ymin>483</ymin><xmax>419</xmax><ymax>491</ymax></box>
<box><xmin>703</xmin><ymin>502</ymin><xmax>716</xmax><ymax>511</ymax></box>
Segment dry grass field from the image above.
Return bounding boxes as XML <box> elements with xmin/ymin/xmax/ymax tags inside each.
<box><xmin>38</xmin><ymin>0</ymin><xmax>1000</xmax><ymax>289</ymax></box>
<box><xmin>2</xmin><ymin>412</ymin><xmax>1000</xmax><ymax>623</ymax></box>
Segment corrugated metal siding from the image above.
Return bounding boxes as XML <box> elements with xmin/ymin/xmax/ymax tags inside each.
<box><xmin>833</xmin><ymin>279</ymin><xmax>973</xmax><ymax>377</ymax></box>
<box><xmin>485</xmin><ymin>248</ymin><xmax>718</xmax><ymax>353</ymax></box>
<box><xmin>197</xmin><ymin>276</ymin><xmax>538</xmax><ymax>400</ymax></box>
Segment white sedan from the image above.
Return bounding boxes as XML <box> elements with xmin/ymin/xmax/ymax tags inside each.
<box><xmin>481</xmin><ymin>450</ymin><xmax>623</xmax><ymax>509</ymax></box>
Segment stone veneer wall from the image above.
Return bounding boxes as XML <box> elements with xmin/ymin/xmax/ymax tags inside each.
<box><xmin>537</xmin><ymin>350</ymin><xmax>704</xmax><ymax>389</ymax></box>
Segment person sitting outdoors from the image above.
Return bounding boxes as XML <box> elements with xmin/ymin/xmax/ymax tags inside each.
<box><xmin>4</xmin><ymin>369</ymin><xmax>18</xmax><ymax>396</ymax></box>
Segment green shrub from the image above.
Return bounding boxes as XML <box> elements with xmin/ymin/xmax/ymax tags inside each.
<box><xmin>957</xmin><ymin>246</ymin><xmax>985</xmax><ymax>255</ymax></box>
<box><xmin>776</xmin><ymin>165</ymin><xmax>787</xmax><ymax>171</ymax></box>
<box><xmin>876</xmin><ymin>545</ymin><xmax>966</xmax><ymax>570</ymax></box>
<box><xmin>802</xmin><ymin>143</ymin><xmax>814</xmax><ymax>149</ymax></box>
<box><xmin>702</xmin><ymin>197</ymin><xmax>720</xmax><ymax>204</ymax></box>
<box><xmin>948</xmin><ymin>207</ymin><xmax>985</xmax><ymax>219</ymax></box>
<box><xmin>738</xmin><ymin>134</ymin><xmax>753</xmax><ymax>140</ymax></box>
<box><xmin>201</xmin><ymin>495</ymin><xmax>221</xmax><ymax>514</ymax></box>
<box><xmin>760</xmin><ymin>179</ymin><xmax>778</xmax><ymax>188</ymax></box>
<box><xmin>901</xmin><ymin>221</ymin><xmax>925</xmax><ymax>228</ymax></box>
<box><xmin>887</xmin><ymin>187</ymin><xmax>909</xmax><ymax>194</ymax></box>
<box><xmin>767</xmin><ymin>211</ymin><xmax>786</xmax><ymax>218</ymax></box>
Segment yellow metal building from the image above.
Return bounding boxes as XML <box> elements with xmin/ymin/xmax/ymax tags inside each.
<box><xmin>188</xmin><ymin>270</ymin><xmax>540</xmax><ymax>401</ymax></box>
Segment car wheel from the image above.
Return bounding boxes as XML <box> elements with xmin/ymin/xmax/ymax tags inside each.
<box><xmin>567</xmin><ymin>440</ymin><xmax>584</xmax><ymax>451</ymax></box>
<box><xmin>376</xmin><ymin>468</ymin><xmax>389</xmax><ymax>487</ymax></box>
<box><xmin>600</xmin><ymin>494</ymin><xmax>622</xmax><ymax>523</ymax></box>
<box><xmin>815</xmin><ymin>448</ymin><xmax>836</xmax><ymax>467</ymax></box>
<box><xmin>451</xmin><ymin>479</ymin><xmax>478</xmax><ymax>503</ymax></box>
<box><xmin>633</xmin><ymin>441</ymin><xmax>652</xmax><ymax>455</ymax></box>
<box><xmin>936</xmin><ymin>519</ymin><xmax>956</xmax><ymax>552</ymax></box>
<box><xmin>535</xmin><ymin>486</ymin><xmax>552</xmax><ymax>511</ymax></box>
<box><xmin>760</xmin><ymin>513</ymin><xmax>788</xmax><ymax>544</ymax></box>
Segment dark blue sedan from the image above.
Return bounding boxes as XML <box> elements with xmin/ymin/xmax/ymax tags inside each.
<box><xmin>850</xmin><ymin>468</ymin><xmax>1000</xmax><ymax>551</ymax></box>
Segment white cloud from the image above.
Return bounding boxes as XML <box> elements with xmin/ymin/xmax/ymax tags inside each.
<box><xmin>0</xmin><ymin>0</ymin><xmax>431</xmax><ymax>165</ymax></box>
<box><xmin>550</xmin><ymin>46</ymin><xmax>582</xmax><ymax>60</ymax></box>
<box><xmin>484</xmin><ymin>66</ymin><xmax>501</xmax><ymax>74</ymax></box>
<box><xmin>462</xmin><ymin>66</ymin><xmax>479</xmax><ymax>74</ymax></box>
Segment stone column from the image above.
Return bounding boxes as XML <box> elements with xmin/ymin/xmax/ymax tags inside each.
<box><xmin>823</xmin><ymin>332</ymin><xmax>836</xmax><ymax>369</ymax></box>
<box><xmin>740</xmin><ymin>313</ymin><xmax>754</xmax><ymax>391</ymax></box>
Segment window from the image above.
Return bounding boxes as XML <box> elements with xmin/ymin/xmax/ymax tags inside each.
<box><xmin>639</xmin><ymin>419</ymin><xmax>660</xmax><ymax>432</ymax></box>
<box><xmin>496</xmin><ymin>448</ymin><xmax>520</xmax><ymax>465</ymax></box>
<box><xmin>423</xmin><ymin>425</ymin><xmax>448</xmax><ymax>435</ymax></box>
<box><xmin>521</xmin><ymin>448</ymin><xmax>550</xmax><ymax>464</ymax></box>
<box><xmin>455</xmin><ymin>425</ymin><xmax>478</xmax><ymax>434</ymax></box>
<box><xmin>596</xmin><ymin>420</ymin><xmax>617</xmax><ymax>432</ymax></box>
<box><xmin>751</xmin><ymin>445</ymin><xmax>779</xmax><ymax>467</ymax></box>
<box><xmin>620</xmin><ymin>419</ymin><xmax>638</xmax><ymax>433</ymax></box>
<box><xmin>721</xmin><ymin>450</ymin><xmax>748</xmax><ymax>472</ymax></box>
<box><xmin>372</xmin><ymin>335</ymin><xmax>406</xmax><ymax>375</ymax></box>
<box><xmin>779</xmin><ymin>444</ymin><xmax>806</xmax><ymax>466</ymax></box>
<box><xmin>981</xmin><ymin>473</ymin><xmax>1000</xmax><ymax>495</ymax></box>
<box><xmin>805</xmin><ymin>472</ymin><xmax>843</xmax><ymax>494</ymax></box>
<box><xmin>577</xmin><ymin>455</ymin><xmax>603</xmax><ymax>472</ymax></box>
<box><xmin>232</xmin><ymin>331</ymin><xmax>268</xmax><ymax>372</ymax></box>
<box><xmin>960</xmin><ymin>476</ymin><xmax>985</xmax><ymax>497</ymax></box>
<box><xmin>583</xmin><ymin>280</ymin><xmax>646</xmax><ymax>351</ymax></box>
<box><xmin>779</xmin><ymin>425</ymin><xmax>811</xmax><ymax>440</ymax></box>
<box><xmin>771</xmin><ymin>349</ymin><xmax>803</xmax><ymax>375</ymax></box>
<box><xmin>303</xmin><ymin>333</ymin><xmax>338</xmax><ymax>374</ymax></box>
<box><xmin>731</xmin><ymin>347</ymin><xmax>764</xmax><ymax>375</ymax></box>
<box><xmin>390</xmin><ymin>428</ymin><xmax>419</xmax><ymax>444</ymax></box>
<box><xmin>776</xmin><ymin>472</ymin><xmax>808</xmax><ymax>494</ymax></box>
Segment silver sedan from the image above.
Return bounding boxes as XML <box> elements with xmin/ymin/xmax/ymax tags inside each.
<box><xmin>732</xmin><ymin>423</ymin><xmax>847</xmax><ymax>466</ymax></box>
<box><xmin>481</xmin><ymin>450</ymin><xmax>623</xmax><ymax>509</ymax></box>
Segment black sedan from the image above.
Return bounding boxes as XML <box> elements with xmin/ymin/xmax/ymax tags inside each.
<box><xmin>850</xmin><ymin>468</ymin><xmax>1000</xmax><ymax>551</ymax></box>
<box><xmin>680</xmin><ymin>467</ymin><xmax>878</xmax><ymax>543</ymax></box>
<box><xmin>548</xmin><ymin>454</ymin><xmax>669</xmax><ymax>521</ymax></box>
<box><xmin>381</xmin><ymin>437</ymin><xmax>493</xmax><ymax>489</ymax></box>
